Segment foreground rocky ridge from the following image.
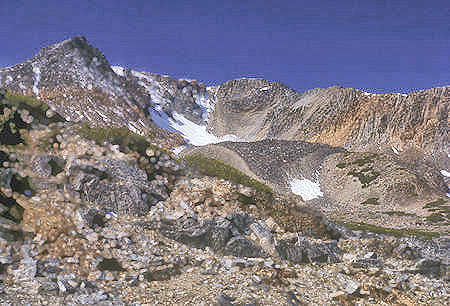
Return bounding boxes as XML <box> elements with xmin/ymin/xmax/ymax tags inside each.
<box><xmin>0</xmin><ymin>92</ymin><xmax>448</xmax><ymax>305</ymax></box>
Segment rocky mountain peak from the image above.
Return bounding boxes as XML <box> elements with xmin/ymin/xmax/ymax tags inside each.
<box><xmin>0</xmin><ymin>36</ymin><xmax>160</xmax><ymax>138</ymax></box>
<box><xmin>36</xmin><ymin>36</ymin><xmax>91</xmax><ymax>56</ymax></box>
<box><xmin>32</xmin><ymin>36</ymin><xmax>113</xmax><ymax>82</ymax></box>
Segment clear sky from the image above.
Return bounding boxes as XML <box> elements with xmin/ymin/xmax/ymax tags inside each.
<box><xmin>1</xmin><ymin>0</ymin><xmax>449</xmax><ymax>93</ymax></box>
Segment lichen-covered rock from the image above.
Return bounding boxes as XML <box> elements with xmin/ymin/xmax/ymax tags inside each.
<box><xmin>225</xmin><ymin>236</ymin><xmax>267</xmax><ymax>258</ymax></box>
<box><xmin>158</xmin><ymin>217</ymin><xmax>232</xmax><ymax>252</ymax></box>
<box><xmin>67</xmin><ymin>157</ymin><xmax>168</xmax><ymax>216</ymax></box>
<box><xmin>411</xmin><ymin>258</ymin><xmax>444</xmax><ymax>278</ymax></box>
<box><xmin>276</xmin><ymin>236</ymin><xmax>341</xmax><ymax>264</ymax></box>
<box><xmin>30</xmin><ymin>154</ymin><xmax>66</xmax><ymax>178</ymax></box>
<box><xmin>0</xmin><ymin>216</ymin><xmax>24</xmax><ymax>242</ymax></box>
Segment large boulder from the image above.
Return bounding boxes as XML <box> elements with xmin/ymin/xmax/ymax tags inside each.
<box><xmin>157</xmin><ymin>215</ymin><xmax>267</xmax><ymax>258</ymax></box>
<box><xmin>276</xmin><ymin>236</ymin><xmax>341</xmax><ymax>264</ymax></box>
<box><xmin>67</xmin><ymin>157</ymin><xmax>168</xmax><ymax>216</ymax></box>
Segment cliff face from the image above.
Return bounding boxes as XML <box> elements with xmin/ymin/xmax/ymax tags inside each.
<box><xmin>208</xmin><ymin>80</ymin><xmax>449</xmax><ymax>168</ymax></box>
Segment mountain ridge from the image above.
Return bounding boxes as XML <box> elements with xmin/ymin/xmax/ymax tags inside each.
<box><xmin>0</xmin><ymin>36</ymin><xmax>447</xmax><ymax>182</ymax></box>
<box><xmin>0</xmin><ymin>36</ymin><xmax>449</xmax><ymax>305</ymax></box>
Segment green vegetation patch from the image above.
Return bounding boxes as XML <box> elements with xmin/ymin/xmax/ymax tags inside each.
<box><xmin>361</xmin><ymin>197</ymin><xmax>379</xmax><ymax>205</ymax></box>
<box><xmin>336</xmin><ymin>154</ymin><xmax>380</xmax><ymax>187</ymax></box>
<box><xmin>2</xmin><ymin>92</ymin><xmax>64</xmax><ymax>124</ymax></box>
<box><xmin>423</xmin><ymin>198</ymin><xmax>449</xmax><ymax>224</ymax></box>
<box><xmin>0</xmin><ymin>91</ymin><xmax>65</xmax><ymax>145</ymax></box>
<box><xmin>383</xmin><ymin>211</ymin><xmax>416</xmax><ymax>217</ymax></box>
<box><xmin>423</xmin><ymin>198</ymin><xmax>447</xmax><ymax>210</ymax></box>
<box><xmin>426</xmin><ymin>213</ymin><xmax>446</xmax><ymax>223</ymax></box>
<box><xmin>337</xmin><ymin>154</ymin><xmax>379</xmax><ymax>169</ymax></box>
<box><xmin>335</xmin><ymin>220</ymin><xmax>440</xmax><ymax>240</ymax></box>
<box><xmin>336</xmin><ymin>163</ymin><xmax>347</xmax><ymax>169</ymax></box>
<box><xmin>180</xmin><ymin>154</ymin><xmax>273</xmax><ymax>194</ymax></box>
<box><xmin>351</xmin><ymin>154</ymin><xmax>379</xmax><ymax>167</ymax></box>
<box><xmin>347</xmin><ymin>168</ymin><xmax>380</xmax><ymax>188</ymax></box>
<box><xmin>78</xmin><ymin>123</ymin><xmax>165</xmax><ymax>156</ymax></box>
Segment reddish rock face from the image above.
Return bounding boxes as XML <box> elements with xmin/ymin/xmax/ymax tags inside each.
<box><xmin>209</xmin><ymin>80</ymin><xmax>448</xmax><ymax>168</ymax></box>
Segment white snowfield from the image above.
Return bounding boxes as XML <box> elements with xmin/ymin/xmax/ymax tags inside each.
<box><xmin>110</xmin><ymin>65</ymin><xmax>239</xmax><ymax>153</ymax></box>
<box><xmin>441</xmin><ymin>170</ymin><xmax>450</xmax><ymax>178</ymax></box>
<box><xmin>289</xmin><ymin>178</ymin><xmax>324</xmax><ymax>201</ymax></box>
<box><xmin>150</xmin><ymin>107</ymin><xmax>239</xmax><ymax>149</ymax></box>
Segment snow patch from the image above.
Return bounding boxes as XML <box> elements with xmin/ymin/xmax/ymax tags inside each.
<box><xmin>259</xmin><ymin>86</ymin><xmax>270</xmax><ymax>91</ymax></box>
<box><xmin>391</xmin><ymin>146</ymin><xmax>399</xmax><ymax>155</ymax></box>
<box><xmin>289</xmin><ymin>178</ymin><xmax>323</xmax><ymax>201</ymax></box>
<box><xmin>150</xmin><ymin>107</ymin><xmax>238</xmax><ymax>146</ymax></box>
<box><xmin>131</xmin><ymin>70</ymin><xmax>151</xmax><ymax>81</ymax></box>
<box><xmin>111</xmin><ymin>66</ymin><xmax>126</xmax><ymax>77</ymax></box>
<box><xmin>441</xmin><ymin>170</ymin><xmax>450</xmax><ymax>178</ymax></box>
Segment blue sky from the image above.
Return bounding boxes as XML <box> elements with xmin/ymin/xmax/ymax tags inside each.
<box><xmin>1</xmin><ymin>0</ymin><xmax>448</xmax><ymax>93</ymax></box>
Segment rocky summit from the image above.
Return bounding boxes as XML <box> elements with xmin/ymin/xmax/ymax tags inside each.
<box><xmin>0</xmin><ymin>37</ymin><xmax>448</xmax><ymax>305</ymax></box>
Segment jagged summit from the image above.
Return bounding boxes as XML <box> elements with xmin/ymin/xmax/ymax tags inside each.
<box><xmin>0</xmin><ymin>37</ymin><xmax>216</xmax><ymax>145</ymax></box>
<box><xmin>36</xmin><ymin>36</ymin><xmax>91</xmax><ymax>56</ymax></box>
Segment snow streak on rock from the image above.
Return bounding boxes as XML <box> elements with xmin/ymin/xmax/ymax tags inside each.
<box><xmin>32</xmin><ymin>65</ymin><xmax>41</xmax><ymax>99</ymax></box>
<box><xmin>111</xmin><ymin>66</ymin><xmax>125</xmax><ymax>77</ymax></box>
<box><xmin>392</xmin><ymin>146</ymin><xmax>399</xmax><ymax>155</ymax></box>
